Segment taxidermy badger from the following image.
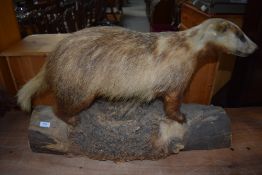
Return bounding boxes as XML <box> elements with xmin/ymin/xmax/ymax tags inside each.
<box><xmin>17</xmin><ymin>18</ymin><xmax>257</xmax><ymax>125</ymax></box>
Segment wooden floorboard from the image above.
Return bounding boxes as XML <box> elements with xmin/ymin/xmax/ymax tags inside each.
<box><xmin>0</xmin><ymin>107</ymin><xmax>262</xmax><ymax>175</ymax></box>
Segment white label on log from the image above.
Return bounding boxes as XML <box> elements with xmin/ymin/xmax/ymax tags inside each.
<box><xmin>39</xmin><ymin>121</ymin><xmax>50</xmax><ymax>128</ymax></box>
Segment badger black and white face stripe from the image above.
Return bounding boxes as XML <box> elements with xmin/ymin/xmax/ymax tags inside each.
<box><xmin>235</xmin><ymin>30</ymin><xmax>247</xmax><ymax>43</ymax></box>
<box><xmin>188</xmin><ymin>18</ymin><xmax>257</xmax><ymax>57</ymax></box>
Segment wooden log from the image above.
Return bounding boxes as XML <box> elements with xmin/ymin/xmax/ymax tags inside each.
<box><xmin>28</xmin><ymin>100</ymin><xmax>231</xmax><ymax>161</ymax></box>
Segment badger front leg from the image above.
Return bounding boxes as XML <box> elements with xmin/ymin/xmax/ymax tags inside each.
<box><xmin>164</xmin><ymin>91</ymin><xmax>186</xmax><ymax>123</ymax></box>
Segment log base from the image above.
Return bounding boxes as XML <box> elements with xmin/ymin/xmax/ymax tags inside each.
<box><xmin>28</xmin><ymin>100</ymin><xmax>231</xmax><ymax>161</ymax></box>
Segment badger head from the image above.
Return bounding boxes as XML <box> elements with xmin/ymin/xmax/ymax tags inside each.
<box><xmin>196</xmin><ymin>18</ymin><xmax>257</xmax><ymax>57</ymax></box>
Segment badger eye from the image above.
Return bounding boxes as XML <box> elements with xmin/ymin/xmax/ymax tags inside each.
<box><xmin>236</xmin><ymin>31</ymin><xmax>246</xmax><ymax>43</ymax></box>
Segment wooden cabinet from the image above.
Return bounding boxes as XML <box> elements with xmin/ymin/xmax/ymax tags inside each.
<box><xmin>180</xmin><ymin>3</ymin><xmax>243</xmax><ymax>104</ymax></box>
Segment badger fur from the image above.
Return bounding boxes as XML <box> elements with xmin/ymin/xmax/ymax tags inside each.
<box><xmin>17</xmin><ymin>18</ymin><xmax>257</xmax><ymax>125</ymax></box>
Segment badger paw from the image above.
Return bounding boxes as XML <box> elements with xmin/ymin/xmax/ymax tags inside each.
<box><xmin>167</xmin><ymin>112</ymin><xmax>187</xmax><ymax>124</ymax></box>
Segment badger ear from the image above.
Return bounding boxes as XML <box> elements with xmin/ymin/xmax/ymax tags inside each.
<box><xmin>215</xmin><ymin>22</ymin><xmax>229</xmax><ymax>33</ymax></box>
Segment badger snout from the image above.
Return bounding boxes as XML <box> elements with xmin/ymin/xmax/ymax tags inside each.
<box><xmin>247</xmin><ymin>40</ymin><xmax>258</xmax><ymax>54</ymax></box>
<box><xmin>235</xmin><ymin>35</ymin><xmax>258</xmax><ymax>57</ymax></box>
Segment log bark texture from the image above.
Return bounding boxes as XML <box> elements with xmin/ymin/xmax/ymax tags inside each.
<box><xmin>28</xmin><ymin>100</ymin><xmax>231</xmax><ymax>161</ymax></box>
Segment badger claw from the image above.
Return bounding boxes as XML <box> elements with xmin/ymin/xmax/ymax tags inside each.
<box><xmin>167</xmin><ymin>112</ymin><xmax>187</xmax><ymax>124</ymax></box>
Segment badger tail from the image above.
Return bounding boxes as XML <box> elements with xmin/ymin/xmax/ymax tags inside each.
<box><xmin>17</xmin><ymin>63</ymin><xmax>48</xmax><ymax>112</ymax></box>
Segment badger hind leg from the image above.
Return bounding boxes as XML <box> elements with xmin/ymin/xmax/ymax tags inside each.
<box><xmin>55</xmin><ymin>94</ymin><xmax>96</xmax><ymax>126</ymax></box>
<box><xmin>163</xmin><ymin>91</ymin><xmax>186</xmax><ymax>124</ymax></box>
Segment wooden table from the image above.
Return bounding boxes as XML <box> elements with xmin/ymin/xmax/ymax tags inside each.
<box><xmin>1</xmin><ymin>31</ymin><xmax>218</xmax><ymax>108</ymax></box>
<box><xmin>0</xmin><ymin>34</ymin><xmax>70</xmax><ymax>106</ymax></box>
